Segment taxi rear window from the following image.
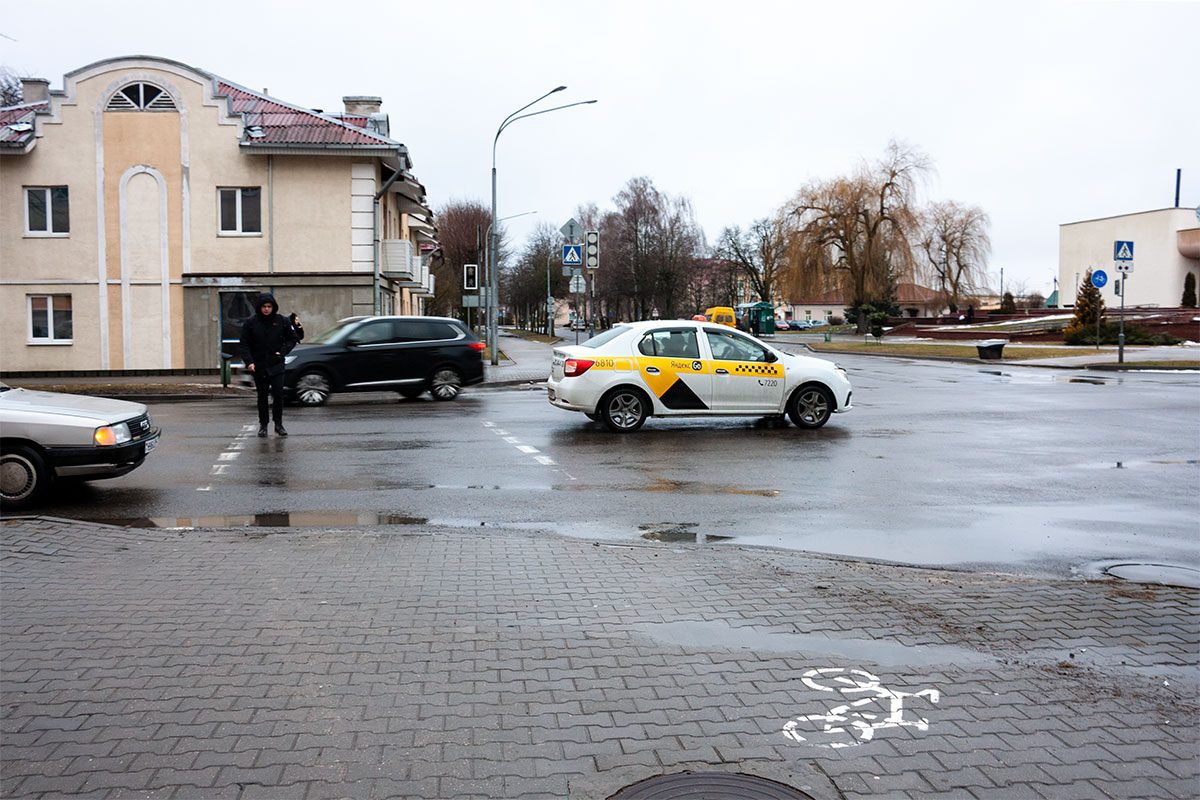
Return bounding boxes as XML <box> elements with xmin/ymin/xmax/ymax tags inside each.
<box><xmin>577</xmin><ymin>326</ymin><xmax>630</xmax><ymax>348</ymax></box>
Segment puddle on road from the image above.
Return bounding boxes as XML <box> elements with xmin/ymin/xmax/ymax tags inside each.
<box><xmin>979</xmin><ymin>370</ymin><xmax>1118</xmax><ymax>386</ymax></box>
<box><xmin>107</xmin><ymin>511</ymin><xmax>429</xmax><ymax>529</ymax></box>
<box><xmin>1080</xmin><ymin>459</ymin><xmax>1200</xmax><ymax>470</ymax></box>
<box><xmin>636</xmin><ymin>620</ymin><xmax>998</xmax><ymax>667</ymax></box>
<box><xmin>639</xmin><ymin>522</ymin><xmax>731</xmax><ymax>544</ymax></box>
<box><xmin>1081</xmin><ymin>560</ymin><xmax>1200</xmax><ymax>589</ymax></box>
<box><xmin>557</xmin><ymin>480</ymin><xmax>780</xmax><ymax>498</ymax></box>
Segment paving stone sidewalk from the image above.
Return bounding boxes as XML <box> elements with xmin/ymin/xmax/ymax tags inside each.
<box><xmin>2</xmin><ymin>516</ymin><xmax>1197</xmax><ymax>799</ymax></box>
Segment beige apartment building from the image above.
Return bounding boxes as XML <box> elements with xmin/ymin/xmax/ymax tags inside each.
<box><xmin>0</xmin><ymin>56</ymin><xmax>436</xmax><ymax>373</ymax></box>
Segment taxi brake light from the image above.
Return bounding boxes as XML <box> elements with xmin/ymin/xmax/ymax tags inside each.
<box><xmin>564</xmin><ymin>358</ymin><xmax>595</xmax><ymax>377</ymax></box>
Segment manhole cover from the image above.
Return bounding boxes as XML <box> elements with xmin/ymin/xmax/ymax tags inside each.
<box><xmin>608</xmin><ymin>772</ymin><xmax>815</xmax><ymax>799</ymax></box>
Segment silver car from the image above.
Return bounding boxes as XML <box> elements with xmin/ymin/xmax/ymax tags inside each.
<box><xmin>0</xmin><ymin>383</ymin><xmax>161</xmax><ymax>509</ymax></box>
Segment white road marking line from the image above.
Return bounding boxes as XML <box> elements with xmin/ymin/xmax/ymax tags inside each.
<box><xmin>516</xmin><ymin>445</ymin><xmax>538</xmax><ymax>454</ymax></box>
<box><xmin>197</xmin><ymin>486</ymin><xmax>212</xmax><ymax>492</ymax></box>
<box><xmin>503</xmin><ymin>436</ymin><xmax>520</xmax><ymax>444</ymax></box>
<box><xmin>210</xmin><ymin>464</ymin><xmax>229</xmax><ymax>475</ymax></box>
<box><xmin>217</xmin><ymin>452</ymin><xmax>239</xmax><ymax>461</ymax></box>
<box><xmin>535</xmin><ymin>456</ymin><xmax>556</xmax><ymax>465</ymax></box>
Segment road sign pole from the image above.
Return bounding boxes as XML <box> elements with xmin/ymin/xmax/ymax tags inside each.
<box><xmin>1117</xmin><ymin>283</ymin><xmax>1124</xmax><ymax>362</ymax></box>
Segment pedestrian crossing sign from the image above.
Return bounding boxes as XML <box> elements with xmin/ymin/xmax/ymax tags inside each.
<box><xmin>1113</xmin><ymin>241</ymin><xmax>1133</xmax><ymax>261</ymax></box>
<box><xmin>563</xmin><ymin>245</ymin><xmax>582</xmax><ymax>265</ymax></box>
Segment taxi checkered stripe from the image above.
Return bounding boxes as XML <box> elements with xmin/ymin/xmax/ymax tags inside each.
<box><xmin>733</xmin><ymin>363</ymin><xmax>781</xmax><ymax>375</ymax></box>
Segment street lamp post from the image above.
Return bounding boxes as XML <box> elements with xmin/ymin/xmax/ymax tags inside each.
<box><xmin>490</xmin><ymin>87</ymin><xmax>596</xmax><ymax>364</ymax></box>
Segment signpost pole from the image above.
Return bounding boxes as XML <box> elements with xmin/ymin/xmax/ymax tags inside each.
<box><xmin>1118</xmin><ymin>275</ymin><xmax>1126</xmax><ymax>363</ymax></box>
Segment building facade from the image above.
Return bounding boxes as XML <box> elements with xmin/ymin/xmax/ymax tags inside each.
<box><xmin>1058</xmin><ymin>208</ymin><xmax>1199</xmax><ymax>308</ymax></box>
<box><xmin>0</xmin><ymin>56</ymin><xmax>436</xmax><ymax>373</ymax></box>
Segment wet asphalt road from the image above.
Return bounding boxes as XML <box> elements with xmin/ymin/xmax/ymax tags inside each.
<box><xmin>16</xmin><ymin>354</ymin><xmax>1200</xmax><ymax>581</ymax></box>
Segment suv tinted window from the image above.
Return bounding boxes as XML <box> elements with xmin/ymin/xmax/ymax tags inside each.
<box><xmin>349</xmin><ymin>319</ymin><xmax>397</xmax><ymax>345</ymax></box>
<box><xmin>396</xmin><ymin>320</ymin><xmax>461</xmax><ymax>342</ymax></box>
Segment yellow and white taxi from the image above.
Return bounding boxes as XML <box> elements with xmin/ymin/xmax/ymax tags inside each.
<box><xmin>546</xmin><ymin>320</ymin><xmax>852</xmax><ymax>432</ymax></box>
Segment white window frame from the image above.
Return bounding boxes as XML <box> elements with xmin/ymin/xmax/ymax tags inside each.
<box><xmin>27</xmin><ymin>294</ymin><xmax>73</xmax><ymax>345</ymax></box>
<box><xmin>24</xmin><ymin>186</ymin><xmax>70</xmax><ymax>237</ymax></box>
<box><xmin>217</xmin><ymin>187</ymin><xmax>263</xmax><ymax>236</ymax></box>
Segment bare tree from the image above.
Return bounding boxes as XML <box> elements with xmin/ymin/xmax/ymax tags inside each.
<box><xmin>787</xmin><ymin>141</ymin><xmax>931</xmax><ymax>331</ymax></box>
<box><xmin>917</xmin><ymin>200</ymin><xmax>990</xmax><ymax>312</ymax></box>
<box><xmin>1</xmin><ymin>66</ymin><xmax>23</xmax><ymax>106</ymax></box>
<box><xmin>430</xmin><ymin>199</ymin><xmax>491</xmax><ymax>319</ymax></box>
<box><xmin>595</xmin><ymin>177</ymin><xmax>703</xmax><ymax>321</ymax></box>
<box><xmin>716</xmin><ymin>214</ymin><xmax>790</xmax><ymax>305</ymax></box>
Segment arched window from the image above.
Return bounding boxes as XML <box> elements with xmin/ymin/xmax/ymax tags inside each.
<box><xmin>106</xmin><ymin>83</ymin><xmax>177</xmax><ymax>111</ymax></box>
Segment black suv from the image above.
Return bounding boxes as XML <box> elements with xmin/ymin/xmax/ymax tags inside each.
<box><xmin>283</xmin><ymin>316</ymin><xmax>485</xmax><ymax>405</ymax></box>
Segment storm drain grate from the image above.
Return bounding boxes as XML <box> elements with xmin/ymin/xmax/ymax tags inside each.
<box><xmin>608</xmin><ymin>772</ymin><xmax>816</xmax><ymax>799</ymax></box>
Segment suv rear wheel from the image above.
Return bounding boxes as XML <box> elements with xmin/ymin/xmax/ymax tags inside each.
<box><xmin>430</xmin><ymin>367</ymin><xmax>463</xmax><ymax>401</ymax></box>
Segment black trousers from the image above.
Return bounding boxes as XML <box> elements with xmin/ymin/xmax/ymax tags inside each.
<box><xmin>253</xmin><ymin>371</ymin><xmax>285</xmax><ymax>426</ymax></box>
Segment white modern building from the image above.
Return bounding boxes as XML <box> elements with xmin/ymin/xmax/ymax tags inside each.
<box><xmin>1059</xmin><ymin>208</ymin><xmax>1200</xmax><ymax>307</ymax></box>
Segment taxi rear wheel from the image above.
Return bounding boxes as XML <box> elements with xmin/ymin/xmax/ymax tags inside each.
<box><xmin>788</xmin><ymin>384</ymin><xmax>834</xmax><ymax>429</ymax></box>
<box><xmin>599</xmin><ymin>388</ymin><xmax>648</xmax><ymax>433</ymax></box>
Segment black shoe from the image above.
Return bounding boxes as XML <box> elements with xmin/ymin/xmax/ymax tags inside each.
<box><xmin>275</xmin><ymin>425</ymin><xmax>288</xmax><ymax>436</ymax></box>
<box><xmin>258</xmin><ymin>426</ymin><xmax>268</xmax><ymax>437</ymax></box>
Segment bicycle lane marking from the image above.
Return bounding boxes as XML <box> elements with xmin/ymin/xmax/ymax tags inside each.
<box><xmin>781</xmin><ymin>667</ymin><xmax>941</xmax><ymax>749</ymax></box>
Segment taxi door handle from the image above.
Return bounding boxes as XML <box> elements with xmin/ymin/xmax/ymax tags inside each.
<box><xmin>645</xmin><ymin>366</ymin><xmax>661</xmax><ymax>375</ymax></box>
<box><xmin>715</xmin><ymin>368</ymin><xmax>729</xmax><ymax>374</ymax></box>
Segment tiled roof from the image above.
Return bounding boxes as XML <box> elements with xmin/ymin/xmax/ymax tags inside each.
<box><xmin>215</xmin><ymin>81</ymin><xmax>398</xmax><ymax>150</ymax></box>
<box><xmin>0</xmin><ymin>101</ymin><xmax>47</xmax><ymax>149</ymax></box>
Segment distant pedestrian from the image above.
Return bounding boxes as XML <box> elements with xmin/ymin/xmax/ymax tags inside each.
<box><xmin>288</xmin><ymin>312</ymin><xmax>304</xmax><ymax>342</ymax></box>
<box><xmin>239</xmin><ymin>293</ymin><xmax>299</xmax><ymax>437</ymax></box>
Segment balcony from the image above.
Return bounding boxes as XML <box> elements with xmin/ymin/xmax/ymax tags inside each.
<box><xmin>380</xmin><ymin>239</ymin><xmax>421</xmax><ymax>287</ymax></box>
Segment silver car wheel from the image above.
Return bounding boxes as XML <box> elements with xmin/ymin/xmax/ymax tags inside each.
<box><xmin>296</xmin><ymin>371</ymin><xmax>331</xmax><ymax>406</ymax></box>
<box><xmin>788</xmin><ymin>386</ymin><xmax>833</xmax><ymax>429</ymax></box>
<box><xmin>601</xmin><ymin>389</ymin><xmax>647</xmax><ymax>433</ymax></box>
<box><xmin>430</xmin><ymin>368</ymin><xmax>462</xmax><ymax>401</ymax></box>
<box><xmin>1</xmin><ymin>448</ymin><xmax>45</xmax><ymax>508</ymax></box>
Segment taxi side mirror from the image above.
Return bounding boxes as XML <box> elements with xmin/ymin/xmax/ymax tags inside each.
<box><xmin>765</xmin><ymin>351</ymin><xmax>778</xmax><ymax>363</ymax></box>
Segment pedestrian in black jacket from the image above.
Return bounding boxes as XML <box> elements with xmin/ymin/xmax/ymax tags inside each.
<box><xmin>239</xmin><ymin>293</ymin><xmax>299</xmax><ymax>436</ymax></box>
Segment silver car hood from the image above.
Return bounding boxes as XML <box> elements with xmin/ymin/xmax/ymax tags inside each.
<box><xmin>0</xmin><ymin>387</ymin><xmax>148</xmax><ymax>423</ymax></box>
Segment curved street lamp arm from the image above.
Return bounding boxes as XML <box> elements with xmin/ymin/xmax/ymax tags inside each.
<box><xmin>493</xmin><ymin>100</ymin><xmax>598</xmax><ymax>164</ymax></box>
<box><xmin>493</xmin><ymin>86</ymin><xmax>566</xmax><ymax>163</ymax></box>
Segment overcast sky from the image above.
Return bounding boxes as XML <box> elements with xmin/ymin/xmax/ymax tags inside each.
<box><xmin>4</xmin><ymin>0</ymin><xmax>1198</xmax><ymax>296</ymax></box>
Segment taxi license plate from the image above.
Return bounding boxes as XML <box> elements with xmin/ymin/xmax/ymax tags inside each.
<box><xmin>144</xmin><ymin>437</ymin><xmax>158</xmax><ymax>454</ymax></box>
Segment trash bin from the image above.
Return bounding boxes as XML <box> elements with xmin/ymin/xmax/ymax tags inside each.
<box><xmin>976</xmin><ymin>339</ymin><xmax>1006</xmax><ymax>360</ymax></box>
<box><xmin>824</xmin><ymin>330</ymin><xmax>832</xmax><ymax>343</ymax></box>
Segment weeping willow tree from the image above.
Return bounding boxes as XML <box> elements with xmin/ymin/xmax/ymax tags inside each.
<box><xmin>784</xmin><ymin>141</ymin><xmax>931</xmax><ymax>332</ymax></box>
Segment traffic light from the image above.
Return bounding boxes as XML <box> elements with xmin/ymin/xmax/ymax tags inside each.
<box><xmin>585</xmin><ymin>231</ymin><xmax>599</xmax><ymax>271</ymax></box>
<box><xmin>464</xmin><ymin>264</ymin><xmax>478</xmax><ymax>290</ymax></box>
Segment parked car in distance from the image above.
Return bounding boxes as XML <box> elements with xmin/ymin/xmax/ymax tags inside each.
<box><xmin>278</xmin><ymin>316</ymin><xmax>485</xmax><ymax>406</ymax></box>
<box><xmin>789</xmin><ymin>320</ymin><xmax>814</xmax><ymax>330</ymax></box>
<box><xmin>0</xmin><ymin>382</ymin><xmax>161</xmax><ymax>509</ymax></box>
<box><xmin>808</xmin><ymin>319</ymin><xmax>830</xmax><ymax>327</ymax></box>
<box><xmin>774</xmin><ymin>319</ymin><xmax>791</xmax><ymax>331</ymax></box>
<box><xmin>546</xmin><ymin>320</ymin><xmax>853</xmax><ymax>433</ymax></box>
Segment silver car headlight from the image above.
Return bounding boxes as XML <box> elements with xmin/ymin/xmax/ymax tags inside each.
<box><xmin>284</xmin><ymin>355</ymin><xmax>297</xmax><ymax>365</ymax></box>
<box><xmin>94</xmin><ymin>422</ymin><xmax>132</xmax><ymax>446</ymax></box>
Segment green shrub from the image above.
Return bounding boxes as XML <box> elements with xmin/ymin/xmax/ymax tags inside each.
<box><xmin>1063</xmin><ymin>321</ymin><xmax>1180</xmax><ymax>346</ymax></box>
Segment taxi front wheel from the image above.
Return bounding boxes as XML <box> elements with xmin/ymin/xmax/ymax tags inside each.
<box><xmin>788</xmin><ymin>385</ymin><xmax>834</xmax><ymax>429</ymax></box>
<box><xmin>600</xmin><ymin>388</ymin><xmax>648</xmax><ymax>433</ymax></box>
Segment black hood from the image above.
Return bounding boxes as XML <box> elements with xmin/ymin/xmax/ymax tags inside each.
<box><xmin>255</xmin><ymin>293</ymin><xmax>278</xmax><ymax>317</ymax></box>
